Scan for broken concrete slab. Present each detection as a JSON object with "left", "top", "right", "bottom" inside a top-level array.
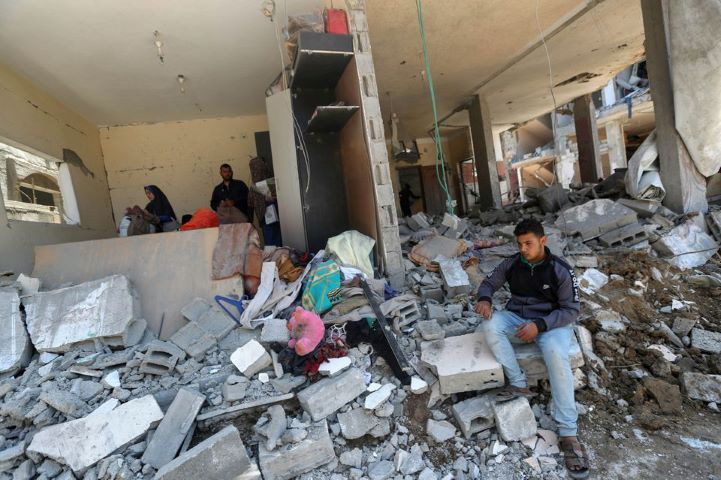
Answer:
[
  {"left": 142, "top": 388, "right": 206, "bottom": 469},
  {"left": 28, "top": 395, "right": 163, "bottom": 472},
  {"left": 690, "top": 328, "right": 721, "bottom": 354},
  {"left": 154, "top": 425, "right": 251, "bottom": 480},
  {"left": 0, "top": 291, "right": 32, "bottom": 374},
  {"left": 169, "top": 321, "right": 217, "bottom": 359},
  {"left": 297, "top": 367, "right": 367, "bottom": 421},
  {"left": 652, "top": 220, "right": 719, "bottom": 269},
  {"left": 492, "top": 397, "right": 537, "bottom": 442},
  {"left": 196, "top": 393, "right": 294, "bottom": 424},
  {"left": 231, "top": 340, "right": 272, "bottom": 378},
  {"left": 23, "top": 275, "right": 146, "bottom": 353},
  {"left": 452, "top": 394, "right": 494, "bottom": 439},
  {"left": 555, "top": 199, "right": 637, "bottom": 241},
  {"left": 416, "top": 320, "right": 445, "bottom": 341},
  {"left": 364, "top": 384, "right": 396, "bottom": 410},
  {"left": 258, "top": 420, "right": 335, "bottom": 480},
  {"left": 682, "top": 372, "right": 721, "bottom": 403},
  {"left": 40, "top": 388, "right": 88, "bottom": 417},
  {"left": 140, "top": 340, "right": 186, "bottom": 376},
  {"left": 318, "top": 356, "right": 352, "bottom": 377},
  {"left": 426, "top": 419, "right": 456, "bottom": 442},
  {"left": 420, "top": 333, "right": 504, "bottom": 395},
  {"left": 337, "top": 407, "right": 380, "bottom": 439},
  {"left": 260, "top": 319, "right": 290, "bottom": 344}
]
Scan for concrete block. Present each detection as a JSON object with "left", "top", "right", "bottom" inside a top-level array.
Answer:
[
  {"left": 28, "top": 395, "right": 163, "bottom": 472},
  {"left": 555, "top": 199, "right": 637, "bottom": 241},
  {"left": 297, "top": 368, "right": 366, "bottom": 421},
  {"left": 0, "top": 291, "right": 32, "bottom": 374},
  {"left": 492, "top": 397, "right": 537, "bottom": 442},
  {"left": 154, "top": 425, "right": 251, "bottom": 480},
  {"left": 196, "top": 307, "right": 236, "bottom": 340},
  {"left": 180, "top": 298, "right": 211, "bottom": 323},
  {"left": 140, "top": 340, "right": 186, "bottom": 375},
  {"left": 170, "top": 322, "right": 217, "bottom": 359},
  {"left": 24, "top": 275, "right": 146, "bottom": 353},
  {"left": 337, "top": 408, "right": 380, "bottom": 439},
  {"left": 392, "top": 300, "right": 421, "bottom": 327},
  {"left": 416, "top": 320, "right": 445, "bottom": 341},
  {"left": 142, "top": 388, "right": 206, "bottom": 469},
  {"left": 439, "top": 260, "right": 472, "bottom": 297},
  {"left": 691, "top": 328, "right": 721, "bottom": 354},
  {"left": 682, "top": 372, "right": 721, "bottom": 403},
  {"left": 516, "top": 334, "right": 584, "bottom": 385},
  {"left": 420, "top": 333, "right": 504, "bottom": 395},
  {"left": 598, "top": 222, "right": 648, "bottom": 248},
  {"left": 452, "top": 395, "right": 494, "bottom": 439},
  {"left": 420, "top": 287, "right": 444, "bottom": 303},
  {"left": 617, "top": 198, "right": 660, "bottom": 218},
  {"left": 258, "top": 420, "right": 335, "bottom": 480},
  {"left": 231, "top": 340, "right": 272, "bottom": 378},
  {"left": 260, "top": 319, "right": 290, "bottom": 344}
]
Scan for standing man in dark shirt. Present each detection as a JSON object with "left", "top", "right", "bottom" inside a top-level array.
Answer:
[{"left": 210, "top": 164, "right": 251, "bottom": 222}]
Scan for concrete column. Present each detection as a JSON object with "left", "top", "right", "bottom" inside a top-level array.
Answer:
[
  {"left": 573, "top": 94, "right": 602, "bottom": 183},
  {"left": 500, "top": 129, "right": 519, "bottom": 201},
  {"left": 468, "top": 95, "right": 502, "bottom": 210},
  {"left": 641, "top": 0, "right": 707, "bottom": 213},
  {"left": 5, "top": 158, "right": 19, "bottom": 201},
  {"left": 604, "top": 120, "right": 627, "bottom": 172}
]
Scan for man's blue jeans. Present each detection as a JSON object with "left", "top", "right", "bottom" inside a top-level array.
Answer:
[{"left": 483, "top": 310, "right": 578, "bottom": 437}]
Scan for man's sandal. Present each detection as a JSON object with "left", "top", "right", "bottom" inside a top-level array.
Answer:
[
  {"left": 560, "top": 437, "right": 590, "bottom": 479},
  {"left": 490, "top": 386, "right": 538, "bottom": 403}
]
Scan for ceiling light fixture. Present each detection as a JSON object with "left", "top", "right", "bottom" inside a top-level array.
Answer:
[
  {"left": 177, "top": 74, "right": 186, "bottom": 94},
  {"left": 153, "top": 30, "right": 164, "bottom": 64}
]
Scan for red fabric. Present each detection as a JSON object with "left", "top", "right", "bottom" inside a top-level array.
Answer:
[
  {"left": 303, "top": 344, "right": 348, "bottom": 376},
  {"left": 180, "top": 208, "right": 220, "bottom": 231},
  {"left": 325, "top": 8, "right": 348, "bottom": 34}
]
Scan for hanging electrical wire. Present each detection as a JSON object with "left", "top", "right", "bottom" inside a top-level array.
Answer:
[{"left": 415, "top": 0, "right": 454, "bottom": 215}]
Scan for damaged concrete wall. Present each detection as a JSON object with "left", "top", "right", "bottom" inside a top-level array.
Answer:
[
  {"left": 100, "top": 115, "right": 268, "bottom": 223},
  {"left": 0, "top": 63, "right": 116, "bottom": 274}
]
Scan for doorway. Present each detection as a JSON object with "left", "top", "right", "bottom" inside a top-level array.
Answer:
[{"left": 397, "top": 167, "right": 425, "bottom": 217}]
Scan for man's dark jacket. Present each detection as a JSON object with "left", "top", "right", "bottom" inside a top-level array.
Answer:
[
  {"left": 477, "top": 247, "right": 580, "bottom": 332},
  {"left": 210, "top": 179, "right": 250, "bottom": 218}
]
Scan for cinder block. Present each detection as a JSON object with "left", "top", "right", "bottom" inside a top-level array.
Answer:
[
  {"left": 170, "top": 322, "right": 217, "bottom": 359},
  {"left": 196, "top": 308, "right": 236, "bottom": 340},
  {"left": 297, "top": 368, "right": 366, "bottom": 421},
  {"left": 140, "top": 340, "right": 187, "bottom": 376},
  {"left": 420, "top": 333, "right": 504, "bottom": 395},
  {"left": 452, "top": 395, "right": 494, "bottom": 439},
  {"left": 598, "top": 222, "right": 648, "bottom": 248}
]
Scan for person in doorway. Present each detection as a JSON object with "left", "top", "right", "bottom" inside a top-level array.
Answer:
[
  {"left": 399, "top": 183, "right": 420, "bottom": 218},
  {"left": 144, "top": 185, "right": 178, "bottom": 231},
  {"left": 210, "top": 163, "right": 251, "bottom": 224},
  {"left": 249, "top": 156, "right": 282, "bottom": 246},
  {"left": 475, "top": 218, "right": 589, "bottom": 479}
]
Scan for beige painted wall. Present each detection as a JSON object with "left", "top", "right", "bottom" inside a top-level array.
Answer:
[
  {"left": 100, "top": 115, "right": 269, "bottom": 223},
  {"left": 0, "top": 62, "right": 116, "bottom": 274}
]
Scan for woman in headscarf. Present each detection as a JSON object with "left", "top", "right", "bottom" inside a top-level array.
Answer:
[
  {"left": 144, "top": 185, "right": 179, "bottom": 232},
  {"left": 249, "top": 156, "right": 282, "bottom": 246}
]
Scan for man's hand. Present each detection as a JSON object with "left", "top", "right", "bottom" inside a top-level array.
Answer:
[
  {"left": 474, "top": 300, "right": 492, "bottom": 320},
  {"left": 515, "top": 322, "right": 539, "bottom": 343}
]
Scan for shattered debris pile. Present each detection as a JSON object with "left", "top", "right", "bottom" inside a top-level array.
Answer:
[{"left": 1, "top": 182, "right": 721, "bottom": 479}]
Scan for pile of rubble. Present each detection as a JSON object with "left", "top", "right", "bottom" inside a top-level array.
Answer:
[{"left": 1, "top": 183, "right": 721, "bottom": 479}]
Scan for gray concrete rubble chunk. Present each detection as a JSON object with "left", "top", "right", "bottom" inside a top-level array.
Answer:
[
  {"left": 493, "top": 397, "right": 537, "bottom": 442},
  {"left": 682, "top": 372, "right": 721, "bottom": 403},
  {"left": 690, "top": 328, "right": 721, "bottom": 354},
  {"left": 400, "top": 444, "right": 425, "bottom": 475},
  {"left": 421, "top": 333, "right": 504, "bottom": 394},
  {"left": 297, "top": 368, "right": 367, "bottom": 421},
  {"left": 142, "top": 388, "right": 206, "bottom": 469},
  {"left": 555, "top": 199, "right": 637, "bottom": 241},
  {"left": 153, "top": 425, "right": 251, "bottom": 480},
  {"left": 339, "top": 448, "right": 363, "bottom": 468},
  {"left": 140, "top": 340, "right": 186, "bottom": 375},
  {"left": 257, "top": 405, "right": 286, "bottom": 450},
  {"left": 23, "top": 275, "right": 146, "bottom": 353},
  {"left": 180, "top": 297, "right": 211, "bottom": 323},
  {"left": 40, "top": 389, "right": 88, "bottom": 417},
  {"left": 169, "top": 321, "right": 217, "bottom": 359},
  {"left": 0, "top": 291, "right": 32, "bottom": 374},
  {"left": 337, "top": 407, "right": 380, "bottom": 439},
  {"left": 0, "top": 443, "right": 25, "bottom": 463},
  {"left": 672, "top": 318, "right": 697, "bottom": 338},
  {"left": 367, "top": 460, "right": 394, "bottom": 480},
  {"left": 426, "top": 419, "right": 456, "bottom": 442},
  {"left": 439, "top": 260, "right": 472, "bottom": 297},
  {"left": 452, "top": 394, "right": 495, "bottom": 439},
  {"left": 258, "top": 420, "right": 335, "bottom": 480},
  {"left": 260, "top": 319, "right": 290, "bottom": 344},
  {"left": 416, "top": 320, "right": 445, "bottom": 341},
  {"left": 28, "top": 395, "right": 163, "bottom": 472},
  {"left": 231, "top": 340, "right": 272, "bottom": 378},
  {"left": 222, "top": 375, "right": 249, "bottom": 402}
]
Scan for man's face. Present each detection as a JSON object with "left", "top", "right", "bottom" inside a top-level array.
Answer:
[
  {"left": 516, "top": 232, "right": 547, "bottom": 263},
  {"left": 220, "top": 167, "right": 233, "bottom": 181}
]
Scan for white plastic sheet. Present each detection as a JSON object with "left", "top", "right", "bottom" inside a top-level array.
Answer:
[{"left": 625, "top": 131, "right": 666, "bottom": 201}]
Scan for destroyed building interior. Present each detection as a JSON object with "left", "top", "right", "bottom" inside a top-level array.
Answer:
[{"left": 2, "top": 0, "right": 721, "bottom": 479}]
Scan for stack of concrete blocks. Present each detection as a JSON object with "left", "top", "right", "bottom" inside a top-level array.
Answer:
[
  {"left": 170, "top": 297, "right": 236, "bottom": 359},
  {"left": 23, "top": 275, "right": 146, "bottom": 353},
  {"left": 0, "top": 290, "right": 32, "bottom": 375},
  {"left": 345, "top": 0, "right": 405, "bottom": 290}
]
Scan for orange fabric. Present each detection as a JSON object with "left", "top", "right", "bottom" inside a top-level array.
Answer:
[{"left": 180, "top": 208, "right": 220, "bottom": 231}]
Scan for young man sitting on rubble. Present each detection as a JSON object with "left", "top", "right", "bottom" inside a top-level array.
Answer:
[{"left": 475, "top": 218, "right": 589, "bottom": 479}]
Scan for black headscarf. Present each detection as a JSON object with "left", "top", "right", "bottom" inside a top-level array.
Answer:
[{"left": 144, "top": 185, "right": 176, "bottom": 221}]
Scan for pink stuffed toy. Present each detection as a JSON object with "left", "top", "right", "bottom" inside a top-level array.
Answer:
[{"left": 287, "top": 307, "right": 325, "bottom": 356}]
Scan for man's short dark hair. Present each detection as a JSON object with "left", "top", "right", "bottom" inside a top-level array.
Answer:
[
  {"left": 220, "top": 163, "right": 232, "bottom": 170},
  {"left": 514, "top": 218, "right": 545, "bottom": 237}
]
